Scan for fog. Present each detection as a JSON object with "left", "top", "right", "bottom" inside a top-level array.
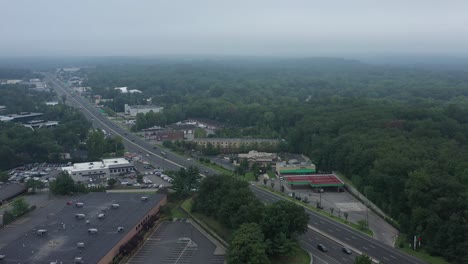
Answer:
[{"left": 1, "top": 0, "right": 467, "bottom": 57}]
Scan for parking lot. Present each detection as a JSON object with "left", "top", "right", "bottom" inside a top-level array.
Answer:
[
  {"left": 127, "top": 220, "right": 225, "bottom": 264},
  {"left": 116, "top": 161, "right": 173, "bottom": 189}
]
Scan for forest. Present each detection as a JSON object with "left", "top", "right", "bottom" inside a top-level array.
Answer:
[
  {"left": 82, "top": 58, "right": 468, "bottom": 262},
  {"left": 0, "top": 82, "right": 92, "bottom": 170}
]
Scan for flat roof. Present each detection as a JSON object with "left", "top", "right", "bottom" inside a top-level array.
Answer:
[
  {"left": 102, "top": 158, "right": 130, "bottom": 165},
  {"left": 194, "top": 138, "right": 280, "bottom": 143},
  {"left": 0, "top": 183, "right": 27, "bottom": 202},
  {"left": 0, "top": 193, "right": 165, "bottom": 264},
  {"left": 285, "top": 174, "right": 344, "bottom": 187},
  {"left": 280, "top": 169, "right": 316, "bottom": 174}
]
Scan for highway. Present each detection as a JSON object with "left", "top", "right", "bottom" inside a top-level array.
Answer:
[
  {"left": 45, "top": 73, "right": 217, "bottom": 175},
  {"left": 253, "top": 186, "right": 426, "bottom": 264},
  {"left": 45, "top": 73, "right": 426, "bottom": 264}
]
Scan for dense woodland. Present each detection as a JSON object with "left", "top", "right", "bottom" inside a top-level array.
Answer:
[
  {"left": 82, "top": 59, "right": 468, "bottom": 262},
  {"left": 191, "top": 174, "right": 308, "bottom": 263},
  {"left": 0, "top": 85, "right": 91, "bottom": 170}
]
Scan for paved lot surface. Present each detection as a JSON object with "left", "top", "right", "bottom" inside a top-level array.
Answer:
[
  {"left": 260, "top": 177, "right": 398, "bottom": 246},
  {"left": 127, "top": 220, "right": 225, "bottom": 264}
]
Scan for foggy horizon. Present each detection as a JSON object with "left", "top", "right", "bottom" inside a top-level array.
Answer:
[{"left": 1, "top": 0, "right": 467, "bottom": 57}]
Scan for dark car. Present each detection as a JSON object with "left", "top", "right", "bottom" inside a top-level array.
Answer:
[
  {"left": 342, "top": 247, "right": 352, "bottom": 254},
  {"left": 317, "top": 244, "right": 328, "bottom": 252}
]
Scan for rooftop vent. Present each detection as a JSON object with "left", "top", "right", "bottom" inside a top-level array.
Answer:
[
  {"left": 85, "top": 220, "right": 90, "bottom": 225},
  {"left": 117, "top": 227, "right": 124, "bottom": 232},
  {"left": 74, "top": 257, "right": 84, "bottom": 264},
  {"left": 77, "top": 242, "right": 85, "bottom": 248}
]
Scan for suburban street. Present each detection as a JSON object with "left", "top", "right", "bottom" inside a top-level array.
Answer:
[{"left": 46, "top": 73, "right": 427, "bottom": 264}]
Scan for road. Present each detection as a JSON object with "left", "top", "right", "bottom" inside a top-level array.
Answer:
[
  {"left": 45, "top": 74, "right": 217, "bottom": 175},
  {"left": 253, "top": 186, "right": 426, "bottom": 264},
  {"left": 45, "top": 74, "right": 426, "bottom": 264}
]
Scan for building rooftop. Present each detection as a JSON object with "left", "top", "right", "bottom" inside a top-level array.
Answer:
[
  {"left": 127, "top": 105, "right": 163, "bottom": 110},
  {"left": 0, "top": 183, "right": 27, "bottom": 202},
  {"left": 0, "top": 193, "right": 165, "bottom": 264},
  {"left": 285, "top": 174, "right": 344, "bottom": 187},
  {"left": 194, "top": 138, "right": 280, "bottom": 143},
  {"left": 102, "top": 158, "right": 130, "bottom": 166}
]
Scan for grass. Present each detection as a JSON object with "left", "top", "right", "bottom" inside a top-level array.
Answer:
[
  {"left": 266, "top": 170, "right": 276, "bottom": 179},
  {"left": 243, "top": 172, "right": 256, "bottom": 181},
  {"left": 258, "top": 185, "right": 374, "bottom": 237},
  {"left": 271, "top": 246, "right": 311, "bottom": 264},
  {"left": 170, "top": 200, "right": 188, "bottom": 219},
  {"left": 182, "top": 198, "right": 232, "bottom": 241},
  {"left": 199, "top": 161, "right": 235, "bottom": 175},
  {"left": 396, "top": 234, "right": 450, "bottom": 264}
]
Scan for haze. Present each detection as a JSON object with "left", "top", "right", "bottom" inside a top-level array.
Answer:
[{"left": 1, "top": 0, "right": 467, "bottom": 57}]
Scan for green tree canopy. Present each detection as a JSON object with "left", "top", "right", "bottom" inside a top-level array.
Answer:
[{"left": 228, "top": 223, "right": 269, "bottom": 264}]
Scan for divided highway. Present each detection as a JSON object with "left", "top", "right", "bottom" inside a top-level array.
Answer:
[{"left": 46, "top": 74, "right": 426, "bottom": 264}]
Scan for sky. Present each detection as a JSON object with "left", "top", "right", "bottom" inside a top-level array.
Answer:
[{"left": 0, "top": 0, "right": 467, "bottom": 57}]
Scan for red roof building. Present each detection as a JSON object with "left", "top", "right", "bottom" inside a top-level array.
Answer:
[{"left": 285, "top": 174, "right": 344, "bottom": 188}]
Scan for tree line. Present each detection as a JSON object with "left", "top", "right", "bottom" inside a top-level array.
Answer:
[{"left": 191, "top": 175, "right": 309, "bottom": 263}]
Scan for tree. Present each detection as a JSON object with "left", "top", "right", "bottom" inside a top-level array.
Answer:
[
  {"left": 355, "top": 254, "right": 373, "bottom": 264},
  {"left": 330, "top": 207, "right": 334, "bottom": 215},
  {"left": 357, "top": 219, "right": 368, "bottom": 231},
  {"left": 0, "top": 171, "right": 8, "bottom": 182},
  {"left": 50, "top": 172, "right": 76, "bottom": 195},
  {"left": 11, "top": 197, "right": 29, "bottom": 218},
  {"left": 2, "top": 210, "right": 15, "bottom": 225},
  {"left": 262, "top": 200, "right": 308, "bottom": 255},
  {"left": 344, "top": 212, "right": 349, "bottom": 221},
  {"left": 107, "top": 178, "right": 117, "bottom": 188},
  {"left": 26, "top": 179, "right": 45, "bottom": 193},
  {"left": 136, "top": 174, "right": 143, "bottom": 184},
  {"left": 172, "top": 166, "right": 200, "bottom": 197},
  {"left": 228, "top": 223, "right": 269, "bottom": 264},
  {"left": 86, "top": 130, "right": 106, "bottom": 160}
]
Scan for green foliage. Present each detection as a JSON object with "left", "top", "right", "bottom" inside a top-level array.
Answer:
[
  {"left": 50, "top": 172, "right": 84, "bottom": 195},
  {"left": 228, "top": 223, "right": 270, "bottom": 264},
  {"left": 172, "top": 166, "right": 200, "bottom": 197},
  {"left": 2, "top": 210, "right": 15, "bottom": 225},
  {"left": 355, "top": 254, "right": 373, "bottom": 264},
  {"left": 107, "top": 178, "right": 117, "bottom": 188},
  {"left": 11, "top": 197, "right": 29, "bottom": 218},
  {"left": 193, "top": 175, "right": 308, "bottom": 258},
  {"left": 25, "top": 179, "right": 45, "bottom": 193},
  {"left": 0, "top": 171, "right": 8, "bottom": 182},
  {"left": 86, "top": 130, "right": 125, "bottom": 160}
]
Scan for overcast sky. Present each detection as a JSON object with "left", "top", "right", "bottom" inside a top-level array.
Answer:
[{"left": 0, "top": 0, "right": 467, "bottom": 57}]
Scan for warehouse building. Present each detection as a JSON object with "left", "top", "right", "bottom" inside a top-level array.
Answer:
[
  {"left": 124, "top": 104, "right": 163, "bottom": 117},
  {"left": 0, "top": 193, "right": 167, "bottom": 264}
]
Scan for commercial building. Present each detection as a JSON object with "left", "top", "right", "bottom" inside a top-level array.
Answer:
[
  {"left": 276, "top": 161, "right": 316, "bottom": 176},
  {"left": 124, "top": 104, "right": 164, "bottom": 117},
  {"left": 143, "top": 126, "right": 185, "bottom": 141},
  {"left": 115, "top": 87, "right": 142, "bottom": 94},
  {"left": 23, "top": 120, "right": 59, "bottom": 130},
  {"left": 238, "top": 150, "right": 277, "bottom": 166},
  {"left": 284, "top": 174, "right": 345, "bottom": 190},
  {"left": 194, "top": 138, "right": 281, "bottom": 153},
  {"left": 62, "top": 158, "right": 135, "bottom": 182},
  {"left": 0, "top": 112, "right": 43, "bottom": 123},
  {"left": 0, "top": 192, "right": 167, "bottom": 264}
]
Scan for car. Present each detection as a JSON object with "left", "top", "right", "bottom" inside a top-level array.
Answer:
[
  {"left": 124, "top": 133, "right": 128, "bottom": 135},
  {"left": 342, "top": 247, "right": 352, "bottom": 254},
  {"left": 317, "top": 244, "right": 328, "bottom": 252}
]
